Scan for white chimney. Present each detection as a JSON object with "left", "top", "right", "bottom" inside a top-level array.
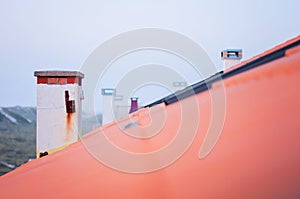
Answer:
[
  {"left": 221, "top": 49, "right": 242, "bottom": 70},
  {"left": 34, "top": 71, "right": 84, "bottom": 158},
  {"left": 101, "top": 88, "right": 116, "bottom": 125}
]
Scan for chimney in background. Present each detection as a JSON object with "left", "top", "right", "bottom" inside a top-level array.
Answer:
[
  {"left": 101, "top": 88, "right": 116, "bottom": 125},
  {"left": 34, "top": 71, "right": 84, "bottom": 158},
  {"left": 129, "top": 97, "right": 138, "bottom": 113},
  {"left": 221, "top": 49, "right": 242, "bottom": 70}
]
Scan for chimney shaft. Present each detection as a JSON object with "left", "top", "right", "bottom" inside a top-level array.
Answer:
[
  {"left": 34, "top": 71, "right": 84, "bottom": 158},
  {"left": 129, "top": 97, "right": 138, "bottom": 113},
  {"left": 101, "top": 88, "right": 116, "bottom": 125}
]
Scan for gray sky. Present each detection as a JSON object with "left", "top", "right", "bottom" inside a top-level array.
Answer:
[{"left": 0, "top": 0, "right": 299, "bottom": 107}]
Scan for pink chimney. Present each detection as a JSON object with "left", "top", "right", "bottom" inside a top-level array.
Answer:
[{"left": 129, "top": 97, "right": 138, "bottom": 113}]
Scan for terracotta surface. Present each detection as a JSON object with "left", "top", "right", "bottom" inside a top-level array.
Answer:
[{"left": 1, "top": 37, "right": 300, "bottom": 198}]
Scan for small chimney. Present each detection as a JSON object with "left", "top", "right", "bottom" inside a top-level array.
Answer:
[
  {"left": 101, "top": 88, "right": 116, "bottom": 125},
  {"left": 221, "top": 49, "right": 242, "bottom": 70},
  {"left": 129, "top": 97, "right": 138, "bottom": 113},
  {"left": 173, "top": 81, "right": 187, "bottom": 91},
  {"left": 34, "top": 71, "right": 84, "bottom": 158}
]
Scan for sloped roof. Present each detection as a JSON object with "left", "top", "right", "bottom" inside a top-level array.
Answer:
[{"left": 0, "top": 36, "right": 300, "bottom": 199}]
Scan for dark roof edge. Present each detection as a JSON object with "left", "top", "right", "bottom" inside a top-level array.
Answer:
[{"left": 141, "top": 38, "right": 300, "bottom": 109}]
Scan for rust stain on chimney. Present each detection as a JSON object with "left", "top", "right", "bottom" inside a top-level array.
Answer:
[
  {"left": 66, "top": 112, "right": 73, "bottom": 134},
  {"left": 65, "top": 90, "right": 76, "bottom": 140},
  {"left": 65, "top": 113, "right": 74, "bottom": 141}
]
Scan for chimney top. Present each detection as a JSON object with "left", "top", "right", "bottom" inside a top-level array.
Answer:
[
  {"left": 34, "top": 71, "right": 84, "bottom": 78},
  {"left": 221, "top": 49, "right": 243, "bottom": 60},
  {"left": 101, "top": 88, "right": 116, "bottom": 96},
  {"left": 221, "top": 49, "right": 243, "bottom": 70}
]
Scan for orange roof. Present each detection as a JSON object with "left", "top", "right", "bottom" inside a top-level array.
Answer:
[
  {"left": 1, "top": 36, "right": 300, "bottom": 198},
  {"left": 225, "top": 35, "right": 300, "bottom": 72}
]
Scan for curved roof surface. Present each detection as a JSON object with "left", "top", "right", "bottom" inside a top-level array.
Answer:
[{"left": 0, "top": 35, "right": 300, "bottom": 199}]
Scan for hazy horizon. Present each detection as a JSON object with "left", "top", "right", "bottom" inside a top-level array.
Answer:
[{"left": 1, "top": 0, "right": 299, "bottom": 108}]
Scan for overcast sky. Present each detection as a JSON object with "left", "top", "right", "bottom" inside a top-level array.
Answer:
[{"left": 0, "top": 0, "right": 299, "bottom": 108}]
